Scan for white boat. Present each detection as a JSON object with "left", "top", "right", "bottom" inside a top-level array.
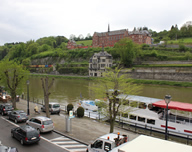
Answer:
[
  {"left": 117, "top": 95, "right": 192, "bottom": 136},
  {"left": 78, "top": 100, "right": 98, "bottom": 111}
]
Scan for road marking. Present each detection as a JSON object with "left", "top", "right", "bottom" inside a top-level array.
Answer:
[
  {"left": 50, "top": 136, "right": 87, "bottom": 152},
  {"left": 1, "top": 116, "right": 87, "bottom": 152}
]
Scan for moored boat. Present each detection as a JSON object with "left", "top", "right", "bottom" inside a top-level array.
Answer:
[
  {"left": 78, "top": 100, "right": 98, "bottom": 111},
  {"left": 117, "top": 95, "right": 192, "bottom": 136}
]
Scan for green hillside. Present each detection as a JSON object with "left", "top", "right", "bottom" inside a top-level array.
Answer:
[
  {"left": 76, "top": 40, "right": 92, "bottom": 46},
  {"left": 167, "top": 38, "right": 192, "bottom": 45}
]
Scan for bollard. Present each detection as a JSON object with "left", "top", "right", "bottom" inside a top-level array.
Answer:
[{"left": 66, "top": 116, "right": 71, "bottom": 132}]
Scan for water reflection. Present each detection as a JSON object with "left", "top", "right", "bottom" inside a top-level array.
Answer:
[{"left": 24, "top": 77, "right": 192, "bottom": 106}]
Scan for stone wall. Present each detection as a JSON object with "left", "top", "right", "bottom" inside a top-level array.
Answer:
[{"left": 120, "top": 67, "right": 192, "bottom": 82}]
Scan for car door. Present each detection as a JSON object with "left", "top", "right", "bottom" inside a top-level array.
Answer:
[
  {"left": 27, "top": 118, "right": 36, "bottom": 127},
  {"left": 91, "top": 140, "right": 103, "bottom": 152},
  {"left": 14, "top": 128, "right": 22, "bottom": 140},
  {"left": 12, "top": 111, "right": 17, "bottom": 120}
]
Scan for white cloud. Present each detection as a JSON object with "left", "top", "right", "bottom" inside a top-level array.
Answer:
[{"left": 0, "top": 0, "right": 192, "bottom": 45}]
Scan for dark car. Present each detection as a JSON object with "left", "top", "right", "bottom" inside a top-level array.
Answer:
[
  {"left": 11, "top": 125, "right": 40, "bottom": 145},
  {"left": 8, "top": 110, "right": 28, "bottom": 123},
  {"left": 0, "top": 103, "right": 14, "bottom": 116}
]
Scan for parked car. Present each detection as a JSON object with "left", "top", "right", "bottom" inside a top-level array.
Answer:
[
  {"left": 0, "top": 103, "right": 14, "bottom": 116},
  {"left": 41, "top": 102, "right": 60, "bottom": 114},
  {"left": 11, "top": 125, "right": 40, "bottom": 145},
  {"left": 0, "top": 141, "right": 19, "bottom": 152},
  {"left": 8, "top": 110, "right": 28, "bottom": 123},
  {"left": 26, "top": 116, "right": 54, "bottom": 133}
]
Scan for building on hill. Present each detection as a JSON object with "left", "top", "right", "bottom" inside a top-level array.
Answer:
[
  {"left": 89, "top": 48, "right": 113, "bottom": 77},
  {"left": 67, "top": 40, "right": 80, "bottom": 49},
  {"left": 92, "top": 25, "right": 152, "bottom": 47}
]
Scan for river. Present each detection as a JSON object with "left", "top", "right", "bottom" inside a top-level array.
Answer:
[{"left": 24, "top": 77, "right": 192, "bottom": 106}]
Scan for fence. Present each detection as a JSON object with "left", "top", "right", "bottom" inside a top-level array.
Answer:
[{"left": 21, "top": 95, "right": 192, "bottom": 145}]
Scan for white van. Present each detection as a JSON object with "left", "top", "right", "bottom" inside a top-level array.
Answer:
[{"left": 41, "top": 102, "right": 60, "bottom": 114}]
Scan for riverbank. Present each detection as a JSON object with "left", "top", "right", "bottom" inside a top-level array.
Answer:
[
  {"left": 31, "top": 73, "right": 192, "bottom": 87},
  {"left": 13, "top": 99, "right": 139, "bottom": 144}
]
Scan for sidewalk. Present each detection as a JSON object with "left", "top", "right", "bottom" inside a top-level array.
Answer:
[{"left": 15, "top": 99, "right": 139, "bottom": 144}]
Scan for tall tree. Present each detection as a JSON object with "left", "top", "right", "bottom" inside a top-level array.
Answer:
[
  {"left": 0, "top": 59, "right": 30, "bottom": 109},
  {"left": 91, "top": 67, "right": 142, "bottom": 133},
  {"left": 41, "top": 76, "right": 54, "bottom": 118},
  {"left": 114, "top": 38, "right": 138, "bottom": 67}
]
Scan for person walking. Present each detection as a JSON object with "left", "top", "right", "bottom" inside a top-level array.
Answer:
[{"left": 34, "top": 104, "right": 40, "bottom": 114}]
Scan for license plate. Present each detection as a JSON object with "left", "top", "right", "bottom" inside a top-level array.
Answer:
[{"left": 31, "top": 137, "right": 36, "bottom": 140}]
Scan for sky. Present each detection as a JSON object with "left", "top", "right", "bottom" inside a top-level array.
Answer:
[{"left": 0, "top": 0, "right": 191, "bottom": 45}]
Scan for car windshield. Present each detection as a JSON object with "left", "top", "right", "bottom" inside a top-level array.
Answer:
[
  {"left": 43, "top": 120, "right": 53, "bottom": 125},
  {"left": 53, "top": 104, "right": 60, "bottom": 108},
  {"left": 5, "top": 105, "right": 12, "bottom": 110},
  {"left": 27, "top": 130, "right": 39, "bottom": 138}
]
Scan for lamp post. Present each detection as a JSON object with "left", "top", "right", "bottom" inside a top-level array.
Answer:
[
  {"left": 27, "top": 80, "right": 30, "bottom": 115},
  {"left": 164, "top": 95, "right": 171, "bottom": 140}
]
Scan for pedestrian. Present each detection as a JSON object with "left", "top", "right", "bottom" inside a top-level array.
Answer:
[{"left": 34, "top": 104, "right": 40, "bottom": 114}]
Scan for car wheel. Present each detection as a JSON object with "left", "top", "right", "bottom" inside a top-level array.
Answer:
[
  {"left": 20, "top": 139, "right": 24, "bottom": 145},
  {"left": 11, "top": 132, "right": 14, "bottom": 138},
  {"left": 2, "top": 112, "right": 4, "bottom": 116},
  {"left": 15, "top": 119, "right": 18, "bottom": 123}
]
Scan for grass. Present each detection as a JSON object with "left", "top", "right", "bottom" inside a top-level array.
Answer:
[
  {"left": 167, "top": 38, "right": 192, "bottom": 45},
  {"left": 76, "top": 40, "right": 92, "bottom": 46}
]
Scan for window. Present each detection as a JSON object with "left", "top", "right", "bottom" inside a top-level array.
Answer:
[
  {"left": 147, "top": 119, "right": 155, "bottom": 125},
  {"left": 138, "top": 116, "right": 145, "bottom": 122},
  {"left": 34, "top": 119, "right": 41, "bottom": 124},
  {"left": 104, "top": 142, "right": 111, "bottom": 151},
  {"left": 101, "top": 64, "right": 105, "bottom": 67},
  {"left": 102, "top": 59, "right": 105, "bottom": 62},
  {"left": 93, "top": 140, "right": 103, "bottom": 149},
  {"left": 129, "top": 115, "right": 136, "bottom": 120}
]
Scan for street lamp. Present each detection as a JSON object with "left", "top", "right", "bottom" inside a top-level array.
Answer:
[
  {"left": 164, "top": 95, "right": 171, "bottom": 140},
  {"left": 27, "top": 80, "right": 30, "bottom": 115}
]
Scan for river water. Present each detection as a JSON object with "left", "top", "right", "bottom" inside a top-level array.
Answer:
[{"left": 24, "top": 77, "right": 192, "bottom": 106}]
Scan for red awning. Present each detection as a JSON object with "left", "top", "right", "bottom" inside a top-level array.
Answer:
[{"left": 152, "top": 100, "right": 192, "bottom": 112}]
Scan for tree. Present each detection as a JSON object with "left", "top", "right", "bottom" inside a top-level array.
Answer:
[
  {"left": 41, "top": 76, "right": 54, "bottom": 118},
  {"left": 90, "top": 67, "right": 141, "bottom": 133},
  {"left": 114, "top": 38, "right": 138, "bottom": 67},
  {"left": 0, "top": 59, "right": 30, "bottom": 109}
]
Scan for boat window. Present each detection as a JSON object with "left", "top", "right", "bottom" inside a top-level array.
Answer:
[
  {"left": 147, "top": 119, "right": 155, "bottom": 125},
  {"left": 122, "top": 100, "right": 129, "bottom": 106},
  {"left": 139, "top": 102, "right": 147, "bottom": 109},
  {"left": 138, "top": 116, "right": 145, "bottom": 122},
  {"left": 130, "top": 101, "right": 138, "bottom": 108},
  {"left": 122, "top": 113, "right": 128, "bottom": 118},
  {"left": 129, "top": 114, "right": 136, "bottom": 120}
]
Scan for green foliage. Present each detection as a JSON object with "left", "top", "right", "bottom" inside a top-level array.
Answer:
[
  {"left": 0, "top": 59, "right": 30, "bottom": 108},
  {"left": 185, "top": 51, "right": 192, "bottom": 60},
  {"left": 67, "top": 103, "right": 74, "bottom": 114},
  {"left": 22, "top": 58, "right": 31, "bottom": 66},
  {"left": 76, "top": 106, "right": 84, "bottom": 118},
  {"left": 58, "top": 67, "right": 88, "bottom": 75},
  {"left": 90, "top": 67, "right": 142, "bottom": 133},
  {"left": 114, "top": 38, "right": 138, "bottom": 67}
]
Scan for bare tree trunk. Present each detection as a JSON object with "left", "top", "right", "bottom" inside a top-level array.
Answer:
[{"left": 41, "top": 76, "right": 54, "bottom": 118}]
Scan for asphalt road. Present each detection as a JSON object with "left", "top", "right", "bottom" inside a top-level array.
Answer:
[{"left": 0, "top": 116, "right": 68, "bottom": 152}]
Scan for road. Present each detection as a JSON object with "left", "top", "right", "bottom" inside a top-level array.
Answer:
[{"left": 0, "top": 115, "right": 87, "bottom": 152}]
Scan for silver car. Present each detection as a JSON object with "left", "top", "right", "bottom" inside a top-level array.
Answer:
[
  {"left": 8, "top": 110, "right": 28, "bottom": 123},
  {"left": 26, "top": 116, "right": 54, "bottom": 133},
  {"left": 41, "top": 102, "right": 60, "bottom": 114}
]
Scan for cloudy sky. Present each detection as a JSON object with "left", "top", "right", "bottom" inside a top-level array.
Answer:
[{"left": 0, "top": 0, "right": 191, "bottom": 45}]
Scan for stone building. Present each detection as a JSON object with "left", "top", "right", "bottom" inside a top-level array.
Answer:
[
  {"left": 89, "top": 48, "right": 113, "bottom": 77},
  {"left": 92, "top": 25, "right": 152, "bottom": 47}
]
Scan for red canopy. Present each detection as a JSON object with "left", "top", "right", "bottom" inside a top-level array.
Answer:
[{"left": 152, "top": 100, "right": 192, "bottom": 112}]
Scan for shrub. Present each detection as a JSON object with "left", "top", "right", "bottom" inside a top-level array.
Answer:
[
  {"left": 77, "top": 106, "right": 84, "bottom": 118},
  {"left": 67, "top": 103, "right": 73, "bottom": 114}
]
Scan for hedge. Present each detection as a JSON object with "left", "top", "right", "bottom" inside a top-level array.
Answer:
[{"left": 58, "top": 67, "right": 88, "bottom": 75}]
